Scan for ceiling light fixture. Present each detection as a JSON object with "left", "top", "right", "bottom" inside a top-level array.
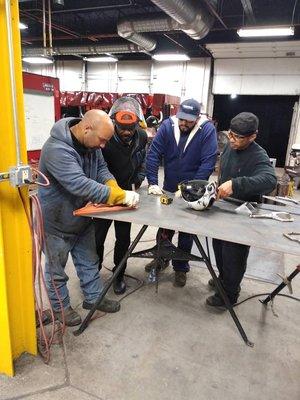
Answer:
[
  {"left": 237, "top": 26, "right": 294, "bottom": 38},
  {"left": 152, "top": 53, "right": 190, "bottom": 61},
  {"left": 22, "top": 56, "right": 54, "bottom": 65},
  {"left": 19, "top": 22, "right": 28, "bottom": 30},
  {"left": 84, "top": 56, "right": 118, "bottom": 62},
  {"left": 230, "top": 94, "right": 237, "bottom": 99}
]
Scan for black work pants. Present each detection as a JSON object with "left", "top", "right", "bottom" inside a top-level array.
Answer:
[
  {"left": 212, "top": 238, "right": 250, "bottom": 302},
  {"left": 94, "top": 219, "right": 131, "bottom": 277}
]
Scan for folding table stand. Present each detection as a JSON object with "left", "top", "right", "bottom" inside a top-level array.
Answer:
[
  {"left": 73, "top": 188, "right": 300, "bottom": 347},
  {"left": 74, "top": 225, "right": 254, "bottom": 347}
]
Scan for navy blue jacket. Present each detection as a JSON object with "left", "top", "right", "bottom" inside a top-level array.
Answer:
[{"left": 146, "top": 116, "right": 217, "bottom": 192}]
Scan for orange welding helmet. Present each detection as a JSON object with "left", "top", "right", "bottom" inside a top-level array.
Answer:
[{"left": 115, "top": 110, "right": 138, "bottom": 130}]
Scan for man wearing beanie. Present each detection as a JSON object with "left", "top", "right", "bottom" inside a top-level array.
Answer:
[{"left": 206, "top": 112, "right": 277, "bottom": 308}]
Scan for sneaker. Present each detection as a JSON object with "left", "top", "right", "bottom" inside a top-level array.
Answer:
[
  {"left": 174, "top": 271, "right": 187, "bottom": 287},
  {"left": 206, "top": 292, "right": 237, "bottom": 310},
  {"left": 54, "top": 306, "right": 82, "bottom": 327},
  {"left": 82, "top": 297, "right": 120, "bottom": 313},
  {"left": 145, "top": 258, "right": 169, "bottom": 273}
]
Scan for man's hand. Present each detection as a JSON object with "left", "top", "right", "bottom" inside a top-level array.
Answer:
[
  {"left": 123, "top": 191, "right": 140, "bottom": 207},
  {"left": 148, "top": 184, "right": 163, "bottom": 195},
  {"left": 217, "top": 180, "right": 233, "bottom": 199}
]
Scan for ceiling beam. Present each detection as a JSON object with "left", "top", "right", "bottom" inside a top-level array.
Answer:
[{"left": 240, "top": 0, "right": 256, "bottom": 24}]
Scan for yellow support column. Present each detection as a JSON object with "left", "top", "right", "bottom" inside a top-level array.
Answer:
[{"left": 0, "top": 0, "right": 36, "bottom": 376}]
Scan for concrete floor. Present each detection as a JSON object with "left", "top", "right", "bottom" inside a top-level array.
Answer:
[{"left": 1, "top": 174, "right": 300, "bottom": 400}]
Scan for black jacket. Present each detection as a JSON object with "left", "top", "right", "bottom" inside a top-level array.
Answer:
[
  {"left": 102, "top": 127, "right": 148, "bottom": 190},
  {"left": 220, "top": 142, "right": 277, "bottom": 202}
]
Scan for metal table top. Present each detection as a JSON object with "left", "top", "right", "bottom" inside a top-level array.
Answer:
[{"left": 83, "top": 188, "right": 300, "bottom": 256}]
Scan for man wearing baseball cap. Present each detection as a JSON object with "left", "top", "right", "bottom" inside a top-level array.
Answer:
[
  {"left": 207, "top": 112, "right": 277, "bottom": 308},
  {"left": 146, "top": 98, "right": 217, "bottom": 287}
]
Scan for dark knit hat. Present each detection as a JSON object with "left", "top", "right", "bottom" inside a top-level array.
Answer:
[{"left": 230, "top": 112, "right": 259, "bottom": 136}]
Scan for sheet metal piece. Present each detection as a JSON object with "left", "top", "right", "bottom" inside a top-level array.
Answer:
[{"left": 80, "top": 188, "right": 300, "bottom": 256}]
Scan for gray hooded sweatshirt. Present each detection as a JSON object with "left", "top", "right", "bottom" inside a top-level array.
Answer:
[{"left": 38, "top": 118, "right": 114, "bottom": 236}]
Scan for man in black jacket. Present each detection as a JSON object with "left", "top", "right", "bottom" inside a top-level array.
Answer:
[
  {"left": 206, "top": 112, "right": 277, "bottom": 308},
  {"left": 94, "top": 97, "right": 147, "bottom": 294}
]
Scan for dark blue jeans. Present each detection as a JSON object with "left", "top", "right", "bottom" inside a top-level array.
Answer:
[
  {"left": 156, "top": 228, "right": 193, "bottom": 273},
  {"left": 44, "top": 224, "right": 103, "bottom": 311}
]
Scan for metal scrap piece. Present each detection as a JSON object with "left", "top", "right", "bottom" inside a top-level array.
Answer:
[
  {"left": 283, "top": 232, "right": 300, "bottom": 243},
  {"left": 250, "top": 212, "right": 294, "bottom": 222}
]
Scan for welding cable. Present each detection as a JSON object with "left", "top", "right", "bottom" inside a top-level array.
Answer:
[
  {"left": 19, "top": 188, "right": 66, "bottom": 362},
  {"left": 31, "top": 194, "right": 66, "bottom": 337},
  {"left": 18, "top": 189, "right": 52, "bottom": 362},
  {"left": 233, "top": 292, "right": 300, "bottom": 307},
  {"left": 30, "top": 194, "right": 56, "bottom": 361},
  {"left": 32, "top": 168, "right": 50, "bottom": 187}
]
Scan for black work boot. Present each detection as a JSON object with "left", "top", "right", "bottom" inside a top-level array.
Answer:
[
  {"left": 174, "top": 271, "right": 187, "bottom": 287},
  {"left": 113, "top": 275, "right": 126, "bottom": 295},
  {"left": 54, "top": 306, "right": 82, "bottom": 326},
  {"left": 208, "top": 278, "right": 241, "bottom": 294},
  {"left": 206, "top": 292, "right": 238, "bottom": 310},
  {"left": 145, "top": 258, "right": 169, "bottom": 272},
  {"left": 112, "top": 267, "right": 126, "bottom": 295},
  {"left": 82, "top": 297, "right": 120, "bottom": 313}
]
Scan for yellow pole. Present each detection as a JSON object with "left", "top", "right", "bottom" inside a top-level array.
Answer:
[{"left": 0, "top": 0, "right": 36, "bottom": 376}]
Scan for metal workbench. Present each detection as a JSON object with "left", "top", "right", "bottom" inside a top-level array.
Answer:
[{"left": 74, "top": 188, "right": 300, "bottom": 345}]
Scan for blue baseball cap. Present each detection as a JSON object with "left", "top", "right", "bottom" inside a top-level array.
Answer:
[{"left": 176, "top": 99, "right": 201, "bottom": 121}]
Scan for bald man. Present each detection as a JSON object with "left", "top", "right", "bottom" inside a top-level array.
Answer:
[{"left": 38, "top": 110, "right": 139, "bottom": 326}]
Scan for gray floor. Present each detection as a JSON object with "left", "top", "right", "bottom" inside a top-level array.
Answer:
[{"left": 1, "top": 175, "right": 300, "bottom": 400}]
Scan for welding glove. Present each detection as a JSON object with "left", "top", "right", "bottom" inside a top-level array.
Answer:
[
  {"left": 123, "top": 191, "right": 140, "bottom": 207},
  {"left": 175, "top": 188, "right": 182, "bottom": 198},
  {"left": 148, "top": 184, "right": 163, "bottom": 195},
  {"left": 106, "top": 179, "right": 126, "bottom": 205}
]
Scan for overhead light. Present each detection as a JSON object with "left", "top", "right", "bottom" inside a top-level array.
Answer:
[
  {"left": 237, "top": 26, "right": 294, "bottom": 38},
  {"left": 84, "top": 56, "right": 118, "bottom": 62},
  {"left": 230, "top": 94, "right": 237, "bottom": 99},
  {"left": 22, "top": 56, "right": 54, "bottom": 65},
  {"left": 19, "top": 22, "right": 28, "bottom": 30},
  {"left": 152, "top": 53, "right": 190, "bottom": 61}
]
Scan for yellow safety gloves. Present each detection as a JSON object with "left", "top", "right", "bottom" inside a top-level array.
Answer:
[{"left": 105, "top": 179, "right": 126, "bottom": 205}]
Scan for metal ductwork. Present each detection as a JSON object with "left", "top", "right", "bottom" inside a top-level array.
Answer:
[
  {"left": 150, "top": 0, "right": 214, "bottom": 40},
  {"left": 22, "top": 43, "right": 143, "bottom": 57},
  {"left": 21, "top": 0, "right": 214, "bottom": 57},
  {"left": 117, "top": 20, "right": 157, "bottom": 52}
]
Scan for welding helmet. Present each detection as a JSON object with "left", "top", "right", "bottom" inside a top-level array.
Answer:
[
  {"left": 109, "top": 96, "right": 146, "bottom": 130},
  {"left": 146, "top": 115, "right": 159, "bottom": 128},
  {"left": 180, "top": 180, "right": 217, "bottom": 211}
]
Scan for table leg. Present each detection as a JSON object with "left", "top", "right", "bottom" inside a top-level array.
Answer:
[
  {"left": 193, "top": 235, "right": 254, "bottom": 347},
  {"left": 73, "top": 224, "right": 149, "bottom": 336}
]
